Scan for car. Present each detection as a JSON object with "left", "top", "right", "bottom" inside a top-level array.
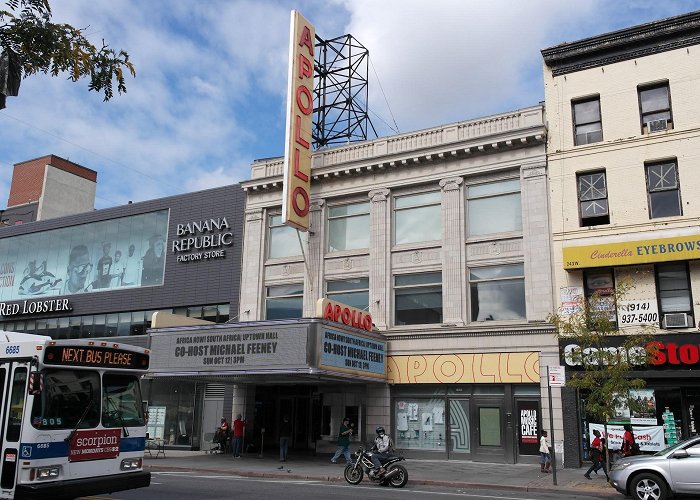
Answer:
[{"left": 608, "top": 435, "right": 700, "bottom": 500}]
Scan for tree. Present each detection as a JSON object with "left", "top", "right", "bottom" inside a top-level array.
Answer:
[
  {"left": 0, "top": 0, "right": 135, "bottom": 109},
  {"left": 548, "top": 281, "right": 656, "bottom": 469}
]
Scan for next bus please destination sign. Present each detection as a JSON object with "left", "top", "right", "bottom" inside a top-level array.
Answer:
[{"left": 43, "top": 345, "right": 149, "bottom": 370}]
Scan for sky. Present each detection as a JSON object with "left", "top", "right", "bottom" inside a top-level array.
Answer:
[{"left": 2, "top": 0, "right": 700, "bottom": 210}]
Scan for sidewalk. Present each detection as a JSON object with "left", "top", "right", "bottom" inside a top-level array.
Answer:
[{"left": 144, "top": 449, "right": 619, "bottom": 498}]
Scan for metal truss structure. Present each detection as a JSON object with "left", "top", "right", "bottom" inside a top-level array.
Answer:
[{"left": 313, "top": 34, "right": 377, "bottom": 149}]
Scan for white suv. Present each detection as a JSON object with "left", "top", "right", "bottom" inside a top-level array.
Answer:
[{"left": 609, "top": 435, "right": 700, "bottom": 500}]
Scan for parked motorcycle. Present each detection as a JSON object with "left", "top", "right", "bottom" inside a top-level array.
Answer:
[{"left": 343, "top": 445, "right": 408, "bottom": 488}]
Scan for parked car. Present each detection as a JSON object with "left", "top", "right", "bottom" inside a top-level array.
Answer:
[{"left": 609, "top": 435, "right": 700, "bottom": 500}]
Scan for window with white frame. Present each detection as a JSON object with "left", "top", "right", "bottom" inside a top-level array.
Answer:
[
  {"left": 394, "top": 272, "right": 442, "bottom": 325},
  {"left": 268, "top": 214, "right": 303, "bottom": 259},
  {"left": 265, "top": 284, "right": 303, "bottom": 319},
  {"left": 469, "top": 264, "right": 525, "bottom": 321},
  {"left": 646, "top": 161, "right": 681, "bottom": 218},
  {"left": 639, "top": 82, "right": 672, "bottom": 133},
  {"left": 577, "top": 171, "right": 609, "bottom": 226},
  {"left": 656, "top": 262, "right": 692, "bottom": 318},
  {"left": 394, "top": 191, "right": 441, "bottom": 245},
  {"left": 328, "top": 202, "right": 369, "bottom": 252},
  {"left": 467, "top": 179, "right": 521, "bottom": 237},
  {"left": 326, "top": 278, "right": 369, "bottom": 311},
  {"left": 572, "top": 96, "right": 602, "bottom": 145}
]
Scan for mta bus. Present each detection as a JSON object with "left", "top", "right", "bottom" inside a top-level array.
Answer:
[{"left": 0, "top": 331, "right": 151, "bottom": 499}]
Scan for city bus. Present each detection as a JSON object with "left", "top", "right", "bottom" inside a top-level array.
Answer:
[{"left": 0, "top": 331, "right": 151, "bottom": 499}]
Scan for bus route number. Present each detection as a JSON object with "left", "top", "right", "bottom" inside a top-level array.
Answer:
[{"left": 5, "top": 345, "right": 19, "bottom": 355}]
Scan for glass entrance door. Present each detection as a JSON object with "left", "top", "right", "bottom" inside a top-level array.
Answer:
[
  {"left": 448, "top": 399, "right": 470, "bottom": 457},
  {"left": 472, "top": 399, "right": 506, "bottom": 462}
]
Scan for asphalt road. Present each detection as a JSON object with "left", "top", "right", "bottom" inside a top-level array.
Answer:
[{"left": 79, "top": 471, "right": 613, "bottom": 500}]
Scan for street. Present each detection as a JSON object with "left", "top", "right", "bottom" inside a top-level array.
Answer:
[{"left": 80, "top": 471, "right": 613, "bottom": 500}]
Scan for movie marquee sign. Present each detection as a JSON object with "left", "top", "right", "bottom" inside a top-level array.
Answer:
[{"left": 171, "top": 217, "right": 234, "bottom": 263}]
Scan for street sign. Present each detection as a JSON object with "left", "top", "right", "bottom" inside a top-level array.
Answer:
[{"left": 548, "top": 365, "right": 565, "bottom": 387}]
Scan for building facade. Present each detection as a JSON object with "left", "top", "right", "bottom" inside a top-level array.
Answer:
[
  {"left": 239, "top": 105, "right": 561, "bottom": 463},
  {"left": 542, "top": 11, "right": 700, "bottom": 466}
]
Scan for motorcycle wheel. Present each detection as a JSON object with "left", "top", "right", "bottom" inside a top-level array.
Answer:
[
  {"left": 344, "top": 464, "right": 363, "bottom": 485},
  {"left": 387, "top": 464, "right": 408, "bottom": 488}
]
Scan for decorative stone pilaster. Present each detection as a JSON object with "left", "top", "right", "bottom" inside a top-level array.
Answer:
[
  {"left": 368, "top": 188, "right": 390, "bottom": 329},
  {"left": 239, "top": 209, "right": 264, "bottom": 320},
  {"left": 303, "top": 200, "right": 325, "bottom": 317},
  {"left": 439, "top": 177, "right": 466, "bottom": 325}
]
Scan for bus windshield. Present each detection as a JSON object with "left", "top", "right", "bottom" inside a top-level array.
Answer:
[
  {"left": 31, "top": 369, "right": 100, "bottom": 429},
  {"left": 102, "top": 374, "right": 145, "bottom": 427}
]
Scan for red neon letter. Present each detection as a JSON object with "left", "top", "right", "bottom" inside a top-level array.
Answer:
[
  {"left": 296, "top": 85, "right": 313, "bottom": 115},
  {"left": 298, "top": 26, "right": 314, "bottom": 56},
  {"left": 292, "top": 186, "right": 309, "bottom": 217},
  {"left": 298, "top": 53, "right": 312, "bottom": 79},
  {"left": 294, "top": 116, "right": 310, "bottom": 150}
]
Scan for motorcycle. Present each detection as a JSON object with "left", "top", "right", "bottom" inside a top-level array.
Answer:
[{"left": 343, "top": 445, "right": 408, "bottom": 488}]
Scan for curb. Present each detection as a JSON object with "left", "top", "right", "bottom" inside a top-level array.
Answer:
[{"left": 146, "top": 463, "right": 619, "bottom": 498}]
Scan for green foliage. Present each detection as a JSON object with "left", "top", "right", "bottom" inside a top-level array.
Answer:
[
  {"left": 0, "top": 0, "right": 135, "bottom": 105},
  {"left": 548, "top": 280, "right": 656, "bottom": 424}
]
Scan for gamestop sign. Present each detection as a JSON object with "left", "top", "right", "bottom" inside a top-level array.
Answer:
[
  {"left": 282, "top": 10, "right": 315, "bottom": 232},
  {"left": 68, "top": 429, "right": 121, "bottom": 462}
]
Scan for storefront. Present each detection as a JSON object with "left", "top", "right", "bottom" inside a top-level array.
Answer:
[
  {"left": 560, "top": 333, "right": 700, "bottom": 461},
  {"left": 388, "top": 350, "right": 542, "bottom": 463}
]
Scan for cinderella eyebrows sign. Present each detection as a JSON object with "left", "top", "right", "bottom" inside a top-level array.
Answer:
[{"left": 562, "top": 234, "right": 700, "bottom": 269}]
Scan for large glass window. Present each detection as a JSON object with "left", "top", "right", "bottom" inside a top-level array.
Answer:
[
  {"left": 395, "top": 272, "right": 442, "bottom": 325},
  {"left": 639, "top": 82, "right": 672, "bottom": 133},
  {"left": 467, "top": 179, "right": 521, "bottom": 237},
  {"left": 103, "top": 374, "right": 145, "bottom": 428},
  {"left": 268, "top": 214, "right": 303, "bottom": 259},
  {"left": 328, "top": 202, "right": 369, "bottom": 252},
  {"left": 573, "top": 97, "right": 602, "bottom": 145},
  {"left": 31, "top": 369, "right": 100, "bottom": 430},
  {"left": 395, "top": 398, "right": 446, "bottom": 450},
  {"left": 646, "top": 161, "right": 681, "bottom": 218},
  {"left": 656, "top": 262, "right": 692, "bottom": 322},
  {"left": 469, "top": 264, "right": 525, "bottom": 321},
  {"left": 266, "top": 284, "right": 304, "bottom": 319},
  {"left": 326, "top": 278, "right": 369, "bottom": 311},
  {"left": 578, "top": 171, "right": 609, "bottom": 226},
  {"left": 583, "top": 268, "right": 616, "bottom": 325},
  {"left": 0, "top": 210, "right": 168, "bottom": 302},
  {"left": 394, "top": 192, "right": 441, "bottom": 245}
]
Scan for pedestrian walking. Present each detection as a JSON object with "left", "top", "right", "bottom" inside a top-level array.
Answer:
[
  {"left": 232, "top": 414, "right": 246, "bottom": 458},
  {"left": 330, "top": 417, "right": 353, "bottom": 464},
  {"left": 584, "top": 429, "right": 608, "bottom": 479},
  {"left": 539, "top": 430, "right": 551, "bottom": 473},
  {"left": 279, "top": 415, "right": 292, "bottom": 462}
]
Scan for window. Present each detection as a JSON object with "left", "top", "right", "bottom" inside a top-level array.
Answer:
[
  {"left": 394, "top": 398, "right": 446, "bottom": 451},
  {"left": 578, "top": 171, "right": 609, "bottom": 226},
  {"left": 328, "top": 202, "right": 369, "bottom": 252},
  {"left": 469, "top": 264, "right": 525, "bottom": 321},
  {"left": 573, "top": 97, "right": 602, "bottom": 145},
  {"left": 394, "top": 192, "right": 441, "bottom": 245},
  {"left": 467, "top": 179, "right": 522, "bottom": 237},
  {"left": 639, "top": 82, "right": 672, "bottom": 133},
  {"left": 583, "top": 268, "right": 616, "bottom": 325},
  {"left": 7, "top": 368, "right": 27, "bottom": 441},
  {"left": 103, "top": 374, "right": 145, "bottom": 427},
  {"left": 266, "top": 284, "right": 304, "bottom": 319},
  {"left": 646, "top": 161, "right": 681, "bottom": 218},
  {"left": 326, "top": 278, "right": 369, "bottom": 311},
  {"left": 656, "top": 262, "right": 692, "bottom": 315},
  {"left": 31, "top": 369, "right": 100, "bottom": 430},
  {"left": 394, "top": 272, "right": 442, "bottom": 325},
  {"left": 268, "top": 214, "right": 303, "bottom": 259}
]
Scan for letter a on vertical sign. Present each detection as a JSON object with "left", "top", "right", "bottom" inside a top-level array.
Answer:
[{"left": 282, "top": 10, "right": 315, "bottom": 232}]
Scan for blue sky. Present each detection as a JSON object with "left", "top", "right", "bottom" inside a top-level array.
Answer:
[{"left": 2, "top": 0, "right": 700, "bottom": 210}]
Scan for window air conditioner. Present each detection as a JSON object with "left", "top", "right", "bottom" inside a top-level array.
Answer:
[
  {"left": 663, "top": 312, "right": 689, "bottom": 328},
  {"left": 647, "top": 118, "right": 668, "bottom": 133}
]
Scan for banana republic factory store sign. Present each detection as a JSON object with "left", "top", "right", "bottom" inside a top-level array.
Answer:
[{"left": 148, "top": 319, "right": 387, "bottom": 382}]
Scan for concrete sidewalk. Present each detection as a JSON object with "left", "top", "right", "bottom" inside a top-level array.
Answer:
[{"left": 144, "top": 449, "right": 619, "bottom": 498}]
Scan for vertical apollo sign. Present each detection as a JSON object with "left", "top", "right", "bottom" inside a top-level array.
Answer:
[{"left": 282, "top": 10, "right": 315, "bottom": 232}]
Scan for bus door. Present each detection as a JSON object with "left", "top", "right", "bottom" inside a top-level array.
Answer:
[{"left": 0, "top": 362, "right": 28, "bottom": 497}]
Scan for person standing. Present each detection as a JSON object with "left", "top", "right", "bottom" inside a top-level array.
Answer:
[
  {"left": 232, "top": 414, "right": 246, "bottom": 458},
  {"left": 279, "top": 415, "right": 292, "bottom": 462},
  {"left": 330, "top": 417, "right": 353, "bottom": 464},
  {"left": 539, "top": 430, "right": 551, "bottom": 473},
  {"left": 584, "top": 429, "right": 607, "bottom": 479},
  {"left": 621, "top": 424, "right": 636, "bottom": 457}
]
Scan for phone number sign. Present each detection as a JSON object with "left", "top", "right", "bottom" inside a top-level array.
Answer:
[{"left": 617, "top": 300, "right": 659, "bottom": 326}]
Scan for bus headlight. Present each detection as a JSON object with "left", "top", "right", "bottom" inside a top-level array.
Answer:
[
  {"left": 36, "top": 466, "right": 61, "bottom": 480},
  {"left": 120, "top": 458, "right": 142, "bottom": 470}
]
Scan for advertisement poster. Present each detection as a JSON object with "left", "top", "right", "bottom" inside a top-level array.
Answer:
[
  {"left": 589, "top": 423, "right": 665, "bottom": 452},
  {"left": 517, "top": 400, "right": 540, "bottom": 455},
  {"left": 68, "top": 429, "right": 121, "bottom": 462},
  {"left": 613, "top": 389, "right": 658, "bottom": 425}
]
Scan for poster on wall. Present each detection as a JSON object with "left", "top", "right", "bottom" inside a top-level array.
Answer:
[
  {"left": 0, "top": 210, "right": 169, "bottom": 303},
  {"left": 517, "top": 400, "right": 540, "bottom": 455},
  {"left": 612, "top": 389, "right": 658, "bottom": 425}
]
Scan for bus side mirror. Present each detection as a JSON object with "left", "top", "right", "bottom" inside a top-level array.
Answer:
[{"left": 28, "top": 372, "right": 42, "bottom": 395}]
